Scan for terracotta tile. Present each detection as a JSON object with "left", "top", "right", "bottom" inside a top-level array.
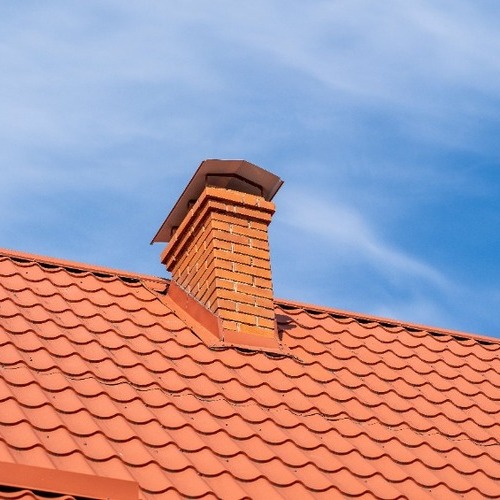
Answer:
[
  {"left": 407, "top": 442, "right": 448, "bottom": 469},
  {"left": 120, "top": 363, "right": 159, "bottom": 389},
  {"left": 434, "top": 466, "right": 486, "bottom": 495},
  {"left": 452, "top": 448, "right": 500, "bottom": 478},
  {"left": 88, "top": 413, "right": 134, "bottom": 443},
  {"left": 213, "top": 452, "right": 261, "bottom": 482},
  {"left": 460, "top": 363, "right": 491, "bottom": 384},
  {"left": 0, "top": 297, "right": 23, "bottom": 318},
  {"left": 470, "top": 391, "right": 499, "bottom": 413},
  {"left": 329, "top": 467, "right": 370, "bottom": 496},
  {"left": 128, "top": 461, "right": 172, "bottom": 495},
  {"left": 0, "top": 342, "right": 25, "bottom": 367},
  {"left": 264, "top": 439, "right": 309, "bottom": 467},
  {"left": 169, "top": 392, "right": 205, "bottom": 414},
  {"left": 207, "top": 414, "right": 252, "bottom": 440},
  {"left": 362, "top": 473, "right": 407, "bottom": 500},
  {"left": 1, "top": 314, "right": 38, "bottom": 335},
  {"left": 199, "top": 472, "right": 246, "bottom": 499},
  {"left": 25, "top": 404, "right": 68, "bottom": 433},
  {"left": 149, "top": 402, "right": 186, "bottom": 430},
  {"left": 85, "top": 455, "right": 138, "bottom": 484},
  {"left": 385, "top": 426, "right": 426, "bottom": 448},
  {"left": 1, "top": 272, "right": 30, "bottom": 292},
  {"left": 238, "top": 401, "right": 275, "bottom": 426},
  {"left": 0, "top": 442, "right": 16, "bottom": 465},
  {"left": 292, "top": 462, "right": 337, "bottom": 492},
  {"left": 2, "top": 252, "right": 500, "bottom": 499},
  {"left": 0, "top": 377, "right": 15, "bottom": 403},
  {"left": 1, "top": 421, "right": 42, "bottom": 449},
  {"left": 199, "top": 429, "right": 242, "bottom": 458}
]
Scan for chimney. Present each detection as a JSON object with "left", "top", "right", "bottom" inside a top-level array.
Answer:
[{"left": 152, "top": 160, "right": 283, "bottom": 342}]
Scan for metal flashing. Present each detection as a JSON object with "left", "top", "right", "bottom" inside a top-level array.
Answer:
[
  {"left": 0, "top": 462, "right": 139, "bottom": 500},
  {"left": 152, "top": 159, "right": 283, "bottom": 243}
]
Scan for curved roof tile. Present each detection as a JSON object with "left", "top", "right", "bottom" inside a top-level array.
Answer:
[{"left": 0, "top": 249, "right": 499, "bottom": 499}]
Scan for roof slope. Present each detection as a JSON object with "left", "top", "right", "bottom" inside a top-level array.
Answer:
[{"left": 0, "top": 249, "right": 499, "bottom": 499}]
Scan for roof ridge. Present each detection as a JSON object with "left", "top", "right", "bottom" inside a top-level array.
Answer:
[
  {"left": 276, "top": 297, "right": 500, "bottom": 345},
  {"left": 0, "top": 247, "right": 167, "bottom": 284}
]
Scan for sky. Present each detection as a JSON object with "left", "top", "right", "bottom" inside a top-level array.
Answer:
[{"left": 1, "top": 1, "right": 500, "bottom": 337}]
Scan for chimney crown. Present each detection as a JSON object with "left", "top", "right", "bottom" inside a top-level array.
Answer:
[{"left": 152, "top": 159, "right": 283, "bottom": 244}]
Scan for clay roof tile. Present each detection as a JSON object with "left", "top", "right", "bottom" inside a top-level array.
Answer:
[{"left": 0, "top": 249, "right": 499, "bottom": 498}]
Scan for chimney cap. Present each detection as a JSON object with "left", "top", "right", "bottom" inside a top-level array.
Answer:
[{"left": 152, "top": 159, "right": 283, "bottom": 243}]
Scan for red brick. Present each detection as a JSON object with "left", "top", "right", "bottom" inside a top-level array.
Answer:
[
  {"left": 216, "top": 299, "right": 238, "bottom": 312},
  {"left": 213, "top": 248, "right": 252, "bottom": 266},
  {"left": 253, "top": 276, "right": 273, "bottom": 290},
  {"left": 230, "top": 225, "right": 268, "bottom": 241},
  {"left": 215, "top": 268, "right": 254, "bottom": 286},
  {"left": 249, "top": 238, "right": 269, "bottom": 251},
  {"left": 234, "top": 263, "right": 272, "bottom": 279},
  {"left": 254, "top": 296, "right": 275, "bottom": 309},
  {"left": 231, "top": 243, "right": 270, "bottom": 261},
  {"left": 235, "top": 283, "right": 273, "bottom": 299},
  {"left": 205, "top": 186, "right": 275, "bottom": 212},
  {"left": 234, "top": 302, "right": 276, "bottom": 320},
  {"left": 248, "top": 220, "right": 269, "bottom": 232},
  {"left": 212, "top": 239, "right": 233, "bottom": 252},
  {"left": 211, "top": 211, "right": 251, "bottom": 228},
  {"left": 215, "top": 289, "right": 263, "bottom": 306},
  {"left": 237, "top": 322, "right": 275, "bottom": 338},
  {"left": 210, "top": 219, "right": 232, "bottom": 232},
  {"left": 221, "top": 320, "right": 239, "bottom": 332},
  {"left": 214, "top": 258, "right": 233, "bottom": 272},
  {"left": 175, "top": 233, "right": 215, "bottom": 278},
  {"left": 213, "top": 229, "right": 251, "bottom": 246},
  {"left": 250, "top": 256, "right": 270, "bottom": 269},
  {"left": 218, "top": 309, "right": 258, "bottom": 326},
  {"left": 231, "top": 205, "right": 274, "bottom": 223},
  {"left": 181, "top": 261, "right": 216, "bottom": 297},
  {"left": 255, "top": 316, "right": 276, "bottom": 330}
]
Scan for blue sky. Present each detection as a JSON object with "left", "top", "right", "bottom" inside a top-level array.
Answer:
[{"left": 1, "top": 1, "right": 499, "bottom": 337}]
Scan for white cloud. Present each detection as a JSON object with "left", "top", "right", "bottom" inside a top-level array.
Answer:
[{"left": 280, "top": 187, "right": 452, "bottom": 290}]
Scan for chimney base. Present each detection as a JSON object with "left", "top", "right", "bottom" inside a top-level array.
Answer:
[{"left": 165, "top": 280, "right": 283, "bottom": 352}]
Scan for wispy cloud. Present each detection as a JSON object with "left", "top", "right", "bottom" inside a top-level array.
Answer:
[{"left": 281, "top": 188, "right": 451, "bottom": 290}]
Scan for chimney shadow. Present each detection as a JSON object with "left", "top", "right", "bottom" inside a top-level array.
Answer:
[{"left": 276, "top": 313, "right": 296, "bottom": 342}]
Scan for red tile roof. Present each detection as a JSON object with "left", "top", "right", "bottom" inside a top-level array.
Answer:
[{"left": 1, "top": 248, "right": 499, "bottom": 499}]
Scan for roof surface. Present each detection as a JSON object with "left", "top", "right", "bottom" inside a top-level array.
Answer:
[{"left": 0, "top": 248, "right": 499, "bottom": 499}]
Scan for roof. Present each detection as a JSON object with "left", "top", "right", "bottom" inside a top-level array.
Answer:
[{"left": 1, "top": 247, "right": 499, "bottom": 499}]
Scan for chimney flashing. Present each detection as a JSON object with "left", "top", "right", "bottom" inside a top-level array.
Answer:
[
  {"left": 165, "top": 280, "right": 287, "bottom": 354},
  {"left": 152, "top": 159, "right": 283, "bottom": 244}
]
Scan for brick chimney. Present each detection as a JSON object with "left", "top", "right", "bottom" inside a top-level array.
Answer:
[{"left": 152, "top": 160, "right": 283, "bottom": 342}]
